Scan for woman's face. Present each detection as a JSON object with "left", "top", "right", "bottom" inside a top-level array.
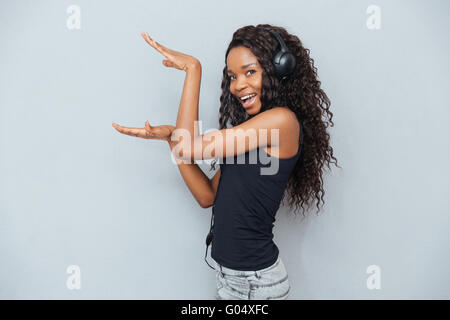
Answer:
[{"left": 226, "top": 46, "right": 263, "bottom": 115}]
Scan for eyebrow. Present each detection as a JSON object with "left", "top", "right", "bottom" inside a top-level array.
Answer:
[{"left": 226, "top": 63, "right": 257, "bottom": 73}]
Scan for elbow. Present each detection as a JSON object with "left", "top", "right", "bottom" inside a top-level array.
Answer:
[
  {"left": 199, "top": 195, "right": 214, "bottom": 209},
  {"left": 199, "top": 199, "right": 213, "bottom": 209}
]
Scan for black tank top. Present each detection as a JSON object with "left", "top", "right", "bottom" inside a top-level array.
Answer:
[{"left": 211, "top": 142, "right": 302, "bottom": 271}]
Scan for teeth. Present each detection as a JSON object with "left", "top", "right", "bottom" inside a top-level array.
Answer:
[{"left": 240, "top": 93, "right": 256, "bottom": 101}]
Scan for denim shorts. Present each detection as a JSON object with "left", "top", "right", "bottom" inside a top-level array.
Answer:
[{"left": 213, "top": 256, "right": 291, "bottom": 300}]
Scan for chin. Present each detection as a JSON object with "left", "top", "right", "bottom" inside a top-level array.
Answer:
[{"left": 244, "top": 104, "right": 262, "bottom": 115}]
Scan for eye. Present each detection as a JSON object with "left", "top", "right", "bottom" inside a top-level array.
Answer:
[{"left": 228, "top": 70, "right": 256, "bottom": 81}]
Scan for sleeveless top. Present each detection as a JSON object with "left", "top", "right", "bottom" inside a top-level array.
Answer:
[{"left": 211, "top": 141, "right": 302, "bottom": 271}]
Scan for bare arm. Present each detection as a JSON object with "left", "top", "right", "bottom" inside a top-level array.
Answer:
[
  {"left": 167, "top": 139, "right": 218, "bottom": 208},
  {"left": 170, "top": 58, "right": 297, "bottom": 161},
  {"left": 168, "top": 58, "right": 298, "bottom": 162},
  {"left": 113, "top": 33, "right": 221, "bottom": 209}
]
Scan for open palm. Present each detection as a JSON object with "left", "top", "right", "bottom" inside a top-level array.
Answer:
[
  {"left": 112, "top": 121, "right": 175, "bottom": 141},
  {"left": 112, "top": 33, "right": 198, "bottom": 142},
  {"left": 141, "top": 32, "right": 199, "bottom": 71}
]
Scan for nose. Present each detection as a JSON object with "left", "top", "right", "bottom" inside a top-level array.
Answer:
[{"left": 235, "top": 75, "right": 248, "bottom": 92}]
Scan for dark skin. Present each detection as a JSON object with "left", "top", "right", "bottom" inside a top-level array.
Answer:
[
  {"left": 226, "top": 45, "right": 299, "bottom": 158},
  {"left": 112, "top": 32, "right": 299, "bottom": 208}
]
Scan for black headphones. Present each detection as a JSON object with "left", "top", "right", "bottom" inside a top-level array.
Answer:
[
  {"left": 263, "top": 27, "right": 303, "bottom": 148},
  {"left": 262, "top": 27, "right": 296, "bottom": 81}
]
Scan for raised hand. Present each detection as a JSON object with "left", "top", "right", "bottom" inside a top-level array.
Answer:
[
  {"left": 112, "top": 121, "right": 175, "bottom": 141},
  {"left": 141, "top": 32, "right": 200, "bottom": 71}
]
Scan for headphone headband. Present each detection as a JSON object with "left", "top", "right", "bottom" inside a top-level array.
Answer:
[{"left": 262, "top": 27, "right": 296, "bottom": 81}]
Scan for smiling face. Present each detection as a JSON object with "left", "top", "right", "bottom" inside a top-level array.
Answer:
[{"left": 226, "top": 46, "right": 263, "bottom": 115}]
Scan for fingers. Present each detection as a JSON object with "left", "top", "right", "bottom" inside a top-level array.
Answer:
[
  {"left": 141, "top": 32, "right": 157, "bottom": 48},
  {"left": 141, "top": 32, "right": 170, "bottom": 58},
  {"left": 153, "top": 41, "right": 172, "bottom": 53},
  {"left": 163, "top": 60, "right": 174, "bottom": 68},
  {"left": 112, "top": 123, "right": 143, "bottom": 138},
  {"left": 141, "top": 31, "right": 153, "bottom": 44},
  {"left": 141, "top": 32, "right": 180, "bottom": 60}
]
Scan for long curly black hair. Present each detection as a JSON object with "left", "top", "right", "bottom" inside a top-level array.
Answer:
[{"left": 210, "top": 24, "right": 340, "bottom": 216}]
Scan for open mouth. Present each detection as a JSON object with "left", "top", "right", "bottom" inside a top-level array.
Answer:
[{"left": 240, "top": 93, "right": 257, "bottom": 108}]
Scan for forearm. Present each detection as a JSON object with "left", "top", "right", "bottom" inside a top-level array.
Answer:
[
  {"left": 167, "top": 139, "right": 214, "bottom": 208},
  {"left": 175, "top": 62, "right": 202, "bottom": 149}
]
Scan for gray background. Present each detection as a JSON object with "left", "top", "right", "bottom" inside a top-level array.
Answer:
[{"left": 1, "top": 0, "right": 449, "bottom": 299}]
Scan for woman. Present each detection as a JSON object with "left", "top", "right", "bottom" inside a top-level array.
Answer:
[{"left": 112, "top": 24, "right": 339, "bottom": 300}]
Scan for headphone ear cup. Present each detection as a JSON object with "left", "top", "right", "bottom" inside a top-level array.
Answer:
[{"left": 273, "top": 52, "right": 297, "bottom": 80}]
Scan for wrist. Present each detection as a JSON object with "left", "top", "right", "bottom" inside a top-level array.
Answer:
[{"left": 186, "top": 59, "right": 201, "bottom": 72}]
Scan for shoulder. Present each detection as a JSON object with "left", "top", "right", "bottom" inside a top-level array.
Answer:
[
  {"left": 234, "top": 106, "right": 299, "bottom": 132},
  {"left": 191, "top": 107, "right": 298, "bottom": 159},
  {"left": 266, "top": 106, "right": 299, "bottom": 131},
  {"left": 271, "top": 106, "right": 297, "bottom": 118}
]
